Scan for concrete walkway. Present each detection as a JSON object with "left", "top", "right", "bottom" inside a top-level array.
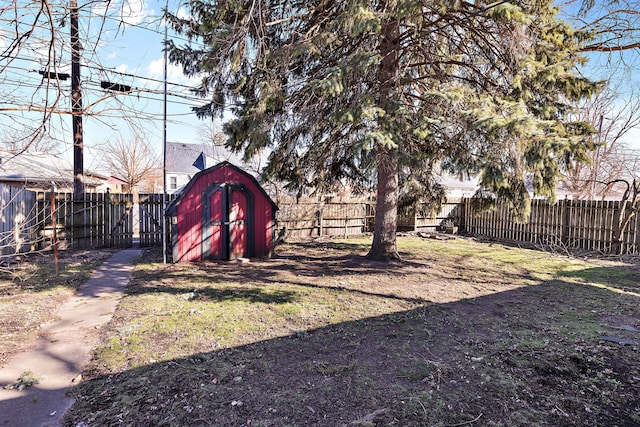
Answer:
[{"left": 0, "top": 249, "right": 142, "bottom": 427}]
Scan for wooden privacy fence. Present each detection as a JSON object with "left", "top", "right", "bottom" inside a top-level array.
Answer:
[
  {"left": 35, "top": 192, "right": 177, "bottom": 250},
  {"left": 37, "top": 192, "right": 135, "bottom": 249},
  {"left": 3, "top": 188, "right": 640, "bottom": 256},
  {"left": 398, "top": 199, "right": 462, "bottom": 232},
  {"left": 460, "top": 198, "right": 640, "bottom": 255},
  {"left": 276, "top": 202, "right": 375, "bottom": 238},
  {"left": 0, "top": 184, "right": 38, "bottom": 255},
  {"left": 138, "top": 193, "right": 174, "bottom": 247}
]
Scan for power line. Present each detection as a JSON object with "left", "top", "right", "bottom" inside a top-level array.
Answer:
[
  {"left": 2, "top": 51, "right": 213, "bottom": 103},
  {"left": 83, "top": 63, "right": 200, "bottom": 91},
  {"left": 0, "top": 69, "right": 208, "bottom": 107},
  {"left": 4, "top": 53, "right": 202, "bottom": 93},
  {"left": 3, "top": 0, "right": 521, "bottom": 132},
  {"left": 82, "top": 80, "right": 208, "bottom": 105}
]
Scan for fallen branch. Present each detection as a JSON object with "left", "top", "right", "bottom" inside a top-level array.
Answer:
[
  {"left": 168, "top": 360, "right": 207, "bottom": 372},
  {"left": 445, "top": 413, "right": 483, "bottom": 427}
]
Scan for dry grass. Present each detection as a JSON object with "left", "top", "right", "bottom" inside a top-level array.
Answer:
[{"left": 12, "top": 237, "right": 639, "bottom": 427}]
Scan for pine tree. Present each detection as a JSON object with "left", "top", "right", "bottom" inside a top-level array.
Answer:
[{"left": 168, "top": 0, "right": 600, "bottom": 260}]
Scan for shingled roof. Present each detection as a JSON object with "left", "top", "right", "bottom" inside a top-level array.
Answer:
[
  {"left": 166, "top": 141, "right": 247, "bottom": 174},
  {"left": 0, "top": 151, "right": 107, "bottom": 190}
]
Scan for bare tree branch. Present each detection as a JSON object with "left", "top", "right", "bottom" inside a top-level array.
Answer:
[
  {"left": 99, "top": 133, "right": 160, "bottom": 193},
  {"left": 569, "top": 1, "right": 640, "bottom": 54},
  {"left": 562, "top": 85, "right": 640, "bottom": 200}
]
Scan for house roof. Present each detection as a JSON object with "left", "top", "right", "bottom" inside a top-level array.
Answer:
[
  {"left": 435, "top": 173, "right": 479, "bottom": 190},
  {"left": 0, "top": 151, "right": 105, "bottom": 188},
  {"left": 107, "top": 176, "right": 128, "bottom": 185},
  {"left": 0, "top": 152, "right": 71, "bottom": 185},
  {"left": 166, "top": 141, "right": 248, "bottom": 174}
]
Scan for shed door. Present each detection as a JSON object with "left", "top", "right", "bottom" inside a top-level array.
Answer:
[
  {"left": 229, "top": 189, "right": 248, "bottom": 259},
  {"left": 203, "top": 184, "right": 254, "bottom": 260},
  {"left": 203, "top": 187, "right": 224, "bottom": 259}
]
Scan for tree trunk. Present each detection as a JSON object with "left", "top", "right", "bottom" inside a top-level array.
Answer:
[
  {"left": 367, "top": 9, "right": 401, "bottom": 261},
  {"left": 367, "top": 148, "right": 400, "bottom": 260}
]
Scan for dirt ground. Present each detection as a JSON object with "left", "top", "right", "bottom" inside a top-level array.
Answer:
[{"left": 3, "top": 237, "right": 640, "bottom": 426}]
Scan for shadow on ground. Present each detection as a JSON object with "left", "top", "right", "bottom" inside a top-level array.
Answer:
[{"left": 62, "top": 262, "right": 640, "bottom": 427}]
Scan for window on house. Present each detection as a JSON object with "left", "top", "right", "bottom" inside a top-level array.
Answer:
[{"left": 169, "top": 176, "right": 177, "bottom": 190}]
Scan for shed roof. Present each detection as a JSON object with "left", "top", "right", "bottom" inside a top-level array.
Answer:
[{"left": 165, "top": 161, "right": 277, "bottom": 216}]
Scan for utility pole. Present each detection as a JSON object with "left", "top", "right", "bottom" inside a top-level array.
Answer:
[
  {"left": 71, "top": 0, "right": 84, "bottom": 194},
  {"left": 162, "top": 4, "right": 168, "bottom": 263}
]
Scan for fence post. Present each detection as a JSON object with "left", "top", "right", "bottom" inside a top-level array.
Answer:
[
  {"left": 317, "top": 207, "right": 323, "bottom": 236},
  {"left": 344, "top": 208, "right": 348, "bottom": 238},
  {"left": 105, "top": 190, "right": 112, "bottom": 247},
  {"left": 634, "top": 203, "right": 640, "bottom": 254},
  {"left": 458, "top": 198, "right": 466, "bottom": 233},
  {"left": 50, "top": 189, "right": 59, "bottom": 275},
  {"left": 562, "top": 198, "right": 570, "bottom": 246}
]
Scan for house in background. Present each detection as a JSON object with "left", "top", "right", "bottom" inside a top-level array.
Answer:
[
  {"left": 0, "top": 151, "right": 113, "bottom": 192},
  {"left": 436, "top": 173, "right": 479, "bottom": 199},
  {"left": 165, "top": 142, "right": 482, "bottom": 201},
  {"left": 165, "top": 141, "right": 252, "bottom": 194},
  {"left": 95, "top": 176, "right": 129, "bottom": 193}
]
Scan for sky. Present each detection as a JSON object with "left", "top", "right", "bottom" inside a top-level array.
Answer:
[
  {"left": 78, "top": 0, "right": 212, "bottom": 171},
  {"left": 1, "top": 0, "right": 213, "bottom": 173},
  {"left": 92, "top": 0, "right": 640, "bottom": 163},
  {"left": 559, "top": 0, "right": 640, "bottom": 150},
  {"left": 1, "top": 0, "right": 639, "bottom": 175}
]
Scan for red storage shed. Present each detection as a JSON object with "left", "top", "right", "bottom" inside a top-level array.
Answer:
[{"left": 165, "top": 161, "right": 278, "bottom": 262}]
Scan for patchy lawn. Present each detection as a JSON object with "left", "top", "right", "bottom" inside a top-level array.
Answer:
[
  {"left": 58, "top": 236, "right": 640, "bottom": 426},
  {"left": 0, "top": 249, "right": 116, "bottom": 367}
]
